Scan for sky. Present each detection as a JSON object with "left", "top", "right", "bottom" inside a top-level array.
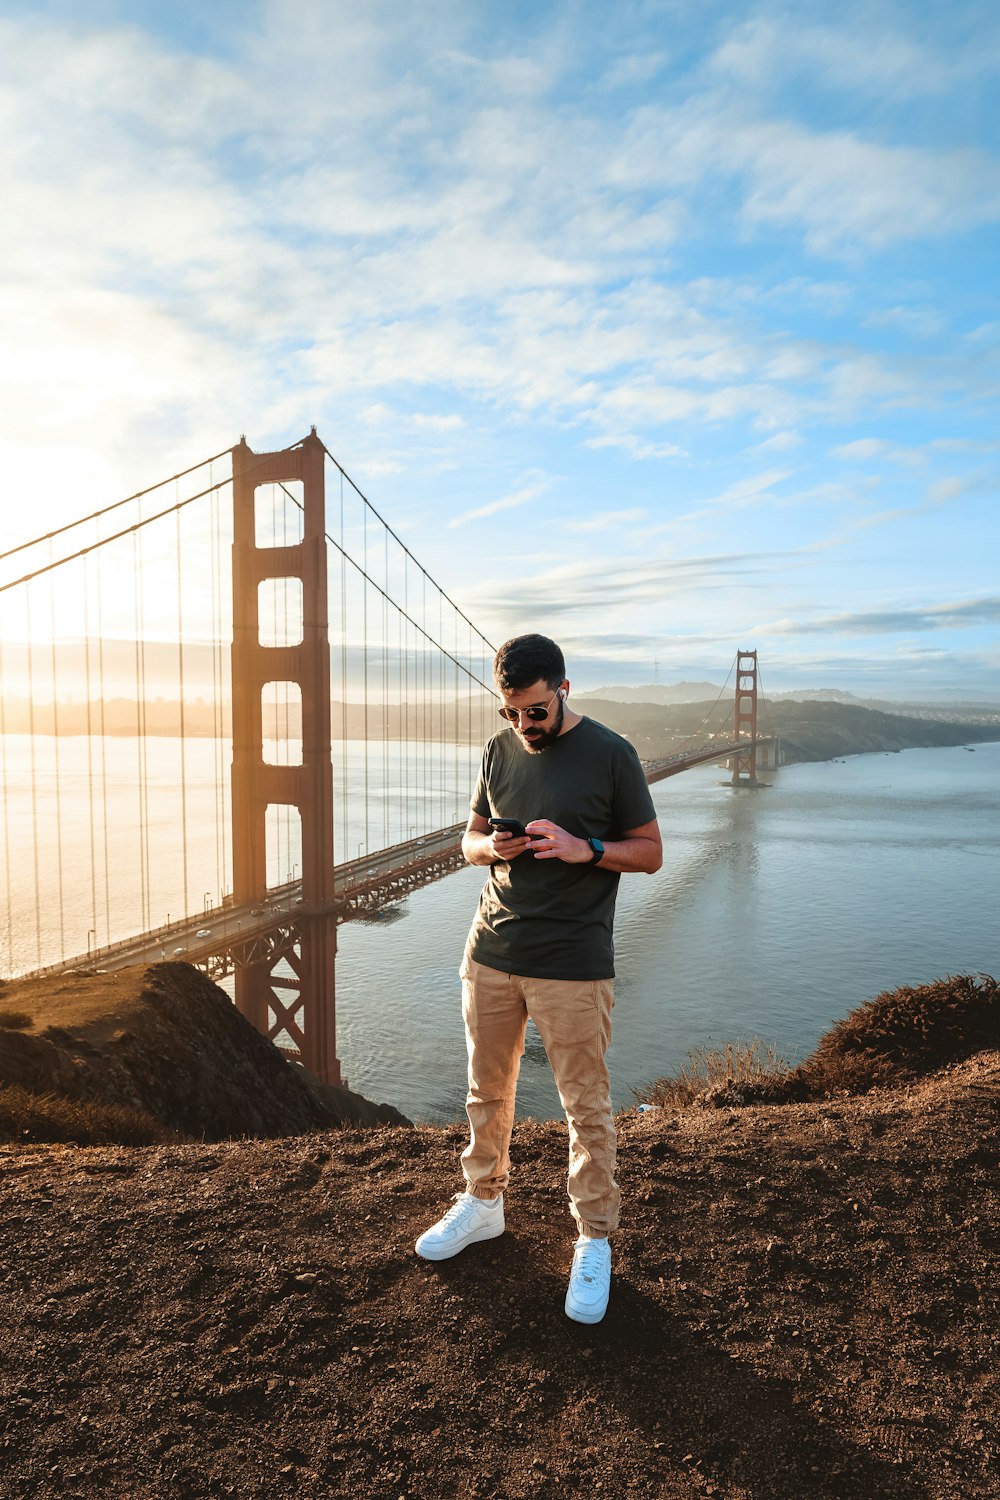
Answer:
[{"left": 1, "top": 0, "right": 998, "bottom": 699}]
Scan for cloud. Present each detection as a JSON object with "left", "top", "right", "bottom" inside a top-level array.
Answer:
[
  {"left": 760, "top": 596, "right": 1000, "bottom": 637},
  {"left": 448, "top": 480, "right": 550, "bottom": 527},
  {"left": 736, "top": 122, "right": 1000, "bottom": 253},
  {"left": 584, "top": 434, "right": 687, "bottom": 460},
  {"left": 832, "top": 439, "right": 892, "bottom": 461},
  {"left": 466, "top": 545, "right": 814, "bottom": 633},
  {"left": 0, "top": 0, "right": 995, "bottom": 717},
  {"left": 864, "top": 305, "right": 946, "bottom": 339},
  {"left": 566, "top": 508, "right": 647, "bottom": 532},
  {"left": 748, "top": 430, "right": 801, "bottom": 453},
  {"left": 411, "top": 413, "right": 465, "bottom": 431},
  {"left": 831, "top": 438, "right": 925, "bottom": 467},
  {"left": 602, "top": 51, "right": 669, "bottom": 89},
  {"left": 706, "top": 468, "right": 792, "bottom": 507}
]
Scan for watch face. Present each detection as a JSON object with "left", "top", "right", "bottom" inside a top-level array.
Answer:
[{"left": 588, "top": 837, "right": 604, "bottom": 862}]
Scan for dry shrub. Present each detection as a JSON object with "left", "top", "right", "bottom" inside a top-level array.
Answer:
[
  {"left": 637, "top": 1038, "right": 795, "bottom": 1109},
  {"left": 0, "top": 1009, "right": 33, "bottom": 1031},
  {"left": 0, "top": 1084, "right": 173, "bottom": 1146},
  {"left": 799, "top": 972, "right": 1000, "bottom": 1097},
  {"left": 637, "top": 973, "right": 1000, "bottom": 1110}
]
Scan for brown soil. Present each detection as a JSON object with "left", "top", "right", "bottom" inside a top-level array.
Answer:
[
  {"left": 1, "top": 1051, "right": 997, "bottom": 1499},
  {"left": 0, "top": 964, "right": 407, "bottom": 1140}
]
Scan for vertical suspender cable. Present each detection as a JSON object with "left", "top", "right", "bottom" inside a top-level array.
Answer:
[
  {"left": 466, "top": 620, "right": 472, "bottom": 789},
  {"left": 403, "top": 554, "right": 410, "bottom": 836},
  {"left": 25, "top": 589, "right": 41, "bottom": 967},
  {"left": 421, "top": 571, "right": 428, "bottom": 828},
  {"left": 209, "top": 463, "right": 227, "bottom": 901},
  {"left": 340, "top": 469, "right": 348, "bottom": 868},
  {"left": 47, "top": 545, "right": 67, "bottom": 957},
  {"left": 398, "top": 558, "right": 404, "bottom": 841},
  {"left": 132, "top": 526, "right": 150, "bottom": 932},
  {"left": 283, "top": 486, "right": 290, "bottom": 874},
  {"left": 176, "top": 500, "right": 190, "bottom": 919},
  {"left": 0, "top": 612, "right": 13, "bottom": 974},
  {"left": 83, "top": 553, "right": 99, "bottom": 951},
  {"left": 382, "top": 530, "right": 388, "bottom": 848},
  {"left": 96, "top": 522, "right": 111, "bottom": 945},
  {"left": 284, "top": 487, "right": 291, "bottom": 881},
  {"left": 362, "top": 503, "right": 369, "bottom": 857}
]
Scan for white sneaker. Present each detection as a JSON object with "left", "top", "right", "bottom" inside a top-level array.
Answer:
[
  {"left": 565, "top": 1235, "right": 611, "bottom": 1324},
  {"left": 414, "top": 1192, "right": 505, "bottom": 1261}
]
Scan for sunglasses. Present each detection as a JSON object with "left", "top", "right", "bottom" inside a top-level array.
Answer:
[{"left": 497, "top": 690, "right": 560, "bottom": 723}]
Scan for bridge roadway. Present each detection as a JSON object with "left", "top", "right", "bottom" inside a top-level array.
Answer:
[
  {"left": 643, "top": 735, "right": 774, "bottom": 783},
  {"left": 36, "top": 824, "right": 468, "bottom": 983},
  {"left": 31, "top": 736, "right": 772, "bottom": 982}
]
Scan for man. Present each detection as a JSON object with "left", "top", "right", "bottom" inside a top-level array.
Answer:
[{"left": 415, "top": 633, "right": 662, "bottom": 1325}]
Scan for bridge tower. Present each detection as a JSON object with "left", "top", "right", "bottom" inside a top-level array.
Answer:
[
  {"left": 731, "top": 649, "right": 759, "bottom": 788},
  {"left": 231, "top": 430, "right": 340, "bottom": 1084}
]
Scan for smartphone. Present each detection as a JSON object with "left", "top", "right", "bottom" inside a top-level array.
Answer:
[{"left": 488, "top": 816, "right": 528, "bottom": 838}]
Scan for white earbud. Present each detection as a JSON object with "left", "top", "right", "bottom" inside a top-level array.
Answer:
[{"left": 558, "top": 689, "right": 567, "bottom": 700}]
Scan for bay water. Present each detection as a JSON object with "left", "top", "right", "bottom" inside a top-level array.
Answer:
[
  {"left": 3, "top": 731, "right": 997, "bottom": 1124},
  {"left": 335, "top": 741, "right": 1000, "bottom": 1122}
]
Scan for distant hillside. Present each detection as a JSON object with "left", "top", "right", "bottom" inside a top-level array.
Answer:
[
  {"left": 577, "top": 682, "right": 1000, "bottom": 723},
  {"left": 576, "top": 682, "right": 723, "bottom": 705},
  {"left": 578, "top": 696, "right": 1000, "bottom": 766}
]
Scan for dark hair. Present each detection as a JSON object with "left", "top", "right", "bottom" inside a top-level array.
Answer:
[{"left": 493, "top": 633, "right": 565, "bottom": 693}]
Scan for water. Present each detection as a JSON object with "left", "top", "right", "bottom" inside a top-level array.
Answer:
[
  {"left": 3, "top": 734, "right": 997, "bottom": 1123},
  {"left": 334, "top": 742, "right": 1000, "bottom": 1122},
  {"left": 0, "top": 736, "right": 480, "bottom": 972}
]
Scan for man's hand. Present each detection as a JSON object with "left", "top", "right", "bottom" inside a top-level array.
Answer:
[
  {"left": 526, "top": 817, "right": 663, "bottom": 874},
  {"left": 524, "top": 820, "right": 591, "bottom": 862},
  {"left": 463, "top": 812, "right": 662, "bottom": 873},
  {"left": 462, "top": 812, "right": 535, "bottom": 866},
  {"left": 488, "top": 828, "right": 535, "bottom": 862}
]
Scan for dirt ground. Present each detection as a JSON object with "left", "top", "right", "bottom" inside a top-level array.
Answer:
[{"left": 1, "top": 1051, "right": 997, "bottom": 1499}]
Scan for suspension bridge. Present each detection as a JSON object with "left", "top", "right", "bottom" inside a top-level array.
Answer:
[{"left": 0, "top": 430, "right": 775, "bottom": 1085}]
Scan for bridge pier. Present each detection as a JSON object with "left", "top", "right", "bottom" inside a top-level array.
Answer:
[
  {"left": 731, "top": 649, "right": 759, "bottom": 788},
  {"left": 231, "top": 431, "right": 341, "bottom": 1085}
]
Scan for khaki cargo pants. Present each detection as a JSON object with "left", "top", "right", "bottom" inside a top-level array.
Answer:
[{"left": 459, "top": 955, "right": 620, "bottom": 1239}]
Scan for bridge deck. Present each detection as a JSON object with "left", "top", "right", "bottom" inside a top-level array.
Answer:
[{"left": 27, "top": 737, "right": 772, "bottom": 982}]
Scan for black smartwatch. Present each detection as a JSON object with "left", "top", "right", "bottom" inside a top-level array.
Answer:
[{"left": 586, "top": 837, "right": 605, "bottom": 865}]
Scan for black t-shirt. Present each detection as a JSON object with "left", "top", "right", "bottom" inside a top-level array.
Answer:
[{"left": 465, "top": 716, "right": 657, "bottom": 980}]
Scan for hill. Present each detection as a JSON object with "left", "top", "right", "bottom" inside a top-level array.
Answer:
[
  {"left": 0, "top": 1051, "right": 997, "bottom": 1497},
  {"left": 0, "top": 963, "right": 407, "bottom": 1143},
  {"left": 1, "top": 967, "right": 999, "bottom": 1496},
  {"left": 577, "top": 696, "right": 999, "bottom": 766}
]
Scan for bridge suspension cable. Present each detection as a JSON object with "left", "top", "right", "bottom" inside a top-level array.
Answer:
[
  {"left": 0, "top": 447, "right": 235, "bottom": 975},
  {"left": 667, "top": 652, "right": 739, "bottom": 757},
  {"left": 0, "top": 447, "right": 233, "bottom": 567}
]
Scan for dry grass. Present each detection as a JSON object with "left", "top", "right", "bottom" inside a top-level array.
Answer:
[
  {"left": 799, "top": 971, "right": 1000, "bottom": 1096},
  {"left": 636, "top": 1038, "right": 794, "bottom": 1108},
  {"left": 0, "top": 1009, "right": 33, "bottom": 1031},
  {"left": 639, "top": 973, "right": 1000, "bottom": 1110},
  {"left": 0, "top": 1084, "right": 174, "bottom": 1146}
]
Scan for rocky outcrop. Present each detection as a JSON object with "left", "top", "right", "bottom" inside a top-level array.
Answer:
[{"left": 0, "top": 963, "right": 409, "bottom": 1141}]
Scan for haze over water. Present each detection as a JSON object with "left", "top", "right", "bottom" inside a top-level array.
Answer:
[
  {"left": 4, "top": 734, "right": 997, "bottom": 1125},
  {"left": 334, "top": 741, "right": 1000, "bottom": 1123}
]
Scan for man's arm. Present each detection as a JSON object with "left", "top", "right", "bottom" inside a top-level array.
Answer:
[
  {"left": 526, "top": 817, "right": 662, "bottom": 874},
  {"left": 462, "top": 810, "right": 535, "bottom": 867}
]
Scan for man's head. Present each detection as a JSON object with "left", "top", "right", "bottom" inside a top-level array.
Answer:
[
  {"left": 493, "top": 633, "right": 565, "bottom": 695},
  {"left": 493, "top": 633, "right": 570, "bottom": 752}
]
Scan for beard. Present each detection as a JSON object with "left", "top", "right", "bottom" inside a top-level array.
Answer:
[{"left": 518, "top": 696, "right": 564, "bottom": 753}]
